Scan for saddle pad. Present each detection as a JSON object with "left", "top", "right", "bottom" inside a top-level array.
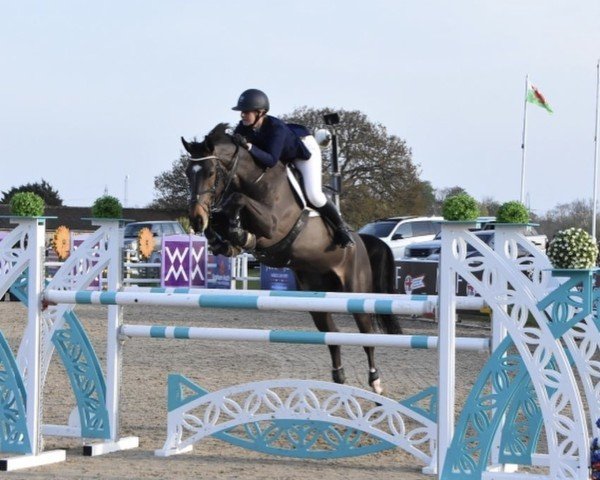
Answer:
[{"left": 285, "top": 167, "right": 319, "bottom": 217}]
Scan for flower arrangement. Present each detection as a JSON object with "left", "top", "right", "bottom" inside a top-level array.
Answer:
[
  {"left": 547, "top": 227, "right": 598, "bottom": 269},
  {"left": 91, "top": 195, "right": 123, "bottom": 218},
  {"left": 496, "top": 200, "right": 529, "bottom": 224},
  {"left": 9, "top": 192, "right": 45, "bottom": 217},
  {"left": 441, "top": 193, "right": 479, "bottom": 221}
]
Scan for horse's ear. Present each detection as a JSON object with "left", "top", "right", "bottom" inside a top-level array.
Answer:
[{"left": 181, "top": 137, "right": 205, "bottom": 157}]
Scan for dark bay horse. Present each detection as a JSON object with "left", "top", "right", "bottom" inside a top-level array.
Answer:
[{"left": 182, "top": 123, "right": 401, "bottom": 394}]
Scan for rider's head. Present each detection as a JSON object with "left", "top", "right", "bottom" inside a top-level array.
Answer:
[{"left": 232, "top": 89, "right": 269, "bottom": 128}]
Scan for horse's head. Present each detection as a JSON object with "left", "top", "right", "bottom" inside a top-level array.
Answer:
[{"left": 182, "top": 123, "right": 238, "bottom": 233}]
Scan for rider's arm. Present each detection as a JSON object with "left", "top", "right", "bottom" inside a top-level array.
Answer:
[{"left": 246, "top": 124, "right": 287, "bottom": 168}]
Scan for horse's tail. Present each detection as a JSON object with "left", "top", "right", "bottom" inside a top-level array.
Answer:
[{"left": 359, "top": 234, "right": 403, "bottom": 334}]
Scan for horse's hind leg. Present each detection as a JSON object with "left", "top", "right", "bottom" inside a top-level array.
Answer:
[
  {"left": 353, "top": 313, "right": 383, "bottom": 395},
  {"left": 309, "top": 312, "right": 345, "bottom": 384}
]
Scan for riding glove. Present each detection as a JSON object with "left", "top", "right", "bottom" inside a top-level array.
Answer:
[{"left": 232, "top": 133, "right": 250, "bottom": 150}]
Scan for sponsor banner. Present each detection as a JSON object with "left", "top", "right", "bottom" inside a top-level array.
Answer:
[
  {"left": 207, "top": 254, "right": 232, "bottom": 289},
  {"left": 162, "top": 235, "right": 207, "bottom": 288},
  {"left": 396, "top": 260, "right": 437, "bottom": 295},
  {"left": 395, "top": 260, "right": 480, "bottom": 296},
  {"left": 260, "top": 265, "right": 297, "bottom": 291}
]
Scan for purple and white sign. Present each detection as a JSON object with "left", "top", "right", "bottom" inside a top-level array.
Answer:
[{"left": 161, "top": 235, "right": 207, "bottom": 288}]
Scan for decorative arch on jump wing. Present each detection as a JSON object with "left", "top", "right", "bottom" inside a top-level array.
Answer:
[{"left": 156, "top": 375, "right": 436, "bottom": 463}]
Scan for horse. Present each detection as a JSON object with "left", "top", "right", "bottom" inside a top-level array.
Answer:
[{"left": 182, "top": 123, "right": 401, "bottom": 394}]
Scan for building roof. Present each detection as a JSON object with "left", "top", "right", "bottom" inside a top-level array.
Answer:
[{"left": 0, "top": 205, "right": 186, "bottom": 231}]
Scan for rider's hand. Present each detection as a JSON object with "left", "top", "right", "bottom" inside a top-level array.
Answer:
[{"left": 232, "top": 133, "right": 250, "bottom": 150}]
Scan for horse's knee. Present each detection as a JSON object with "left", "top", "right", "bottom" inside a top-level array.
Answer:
[{"left": 332, "top": 367, "right": 346, "bottom": 384}]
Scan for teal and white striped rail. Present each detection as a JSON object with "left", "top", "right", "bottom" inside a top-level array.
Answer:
[
  {"left": 119, "top": 325, "right": 490, "bottom": 352},
  {"left": 44, "top": 289, "right": 484, "bottom": 315},
  {"left": 122, "top": 286, "right": 486, "bottom": 311}
]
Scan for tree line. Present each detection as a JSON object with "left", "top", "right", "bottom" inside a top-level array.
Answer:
[{"left": 1, "top": 107, "right": 597, "bottom": 239}]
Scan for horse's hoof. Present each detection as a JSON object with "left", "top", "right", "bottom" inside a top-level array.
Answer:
[
  {"left": 370, "top": 378, "right": 384, "bottom": 395},
  {"left": 369, "top": 370, "right": 384, "bottom": 395},
  {"left": 332, "top": 367, "right": 346, "bottom": 384}
]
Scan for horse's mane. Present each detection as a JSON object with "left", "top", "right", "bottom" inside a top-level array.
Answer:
[{"left": 205, "top": 123, "right": 233, "bottom": 148}]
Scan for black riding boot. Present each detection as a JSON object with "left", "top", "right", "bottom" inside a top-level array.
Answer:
[{"left": 317, "top": 200, "right": 355, "bottom": 248}]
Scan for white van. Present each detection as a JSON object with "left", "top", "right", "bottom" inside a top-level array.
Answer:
[{"left": 358, "top": 216, "right": 443, "bottom": 260}]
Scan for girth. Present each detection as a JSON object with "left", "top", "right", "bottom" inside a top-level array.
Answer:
[{"left": 251, "top": 209, "right": 310, "bottom": 265}]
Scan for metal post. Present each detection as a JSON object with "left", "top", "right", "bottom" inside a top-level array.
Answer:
[
  {"left": 323, "top": 112, "right": 341, "bottom": 209},
  {"left": 331, "top": 133, "right": 341, "bottom": 209},
  {"left": 26, "top": 218, "right": 45, "bottom": 456},
  {"left": 592, "top": 60, "right": 600, "bottom": 239},
  {"left": 520, "top": 75, "right": 529, "bottom": 204},
  {"left": 436, "top": 222, "right": 458, "bottom": 477},
  {"left": 103, "top": 220, "right": 123, "bottom": 445}
]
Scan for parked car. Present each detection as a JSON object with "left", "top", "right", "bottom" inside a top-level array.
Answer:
[
  {"left": 122, "top": 221, "right": 186, "bottom": 263},
  {"left": 398, "top": 226, "right": 548, "bottom": 295},
  {"left": 357, "top": 216, "right": 443, "bottom": 260},
  {"left": 404, "top": 225, "right": 547, "bottom": 261},
  {"left": 481, "top": 223, "right": 548, "bottom": 251}
]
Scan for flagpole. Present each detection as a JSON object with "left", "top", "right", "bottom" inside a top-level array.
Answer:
[
  {"left": 593, "top": 60, "right": 600, "bottom": 239},
  {"left": 520, "top": 74, "right": 529, "bottom": 203}
]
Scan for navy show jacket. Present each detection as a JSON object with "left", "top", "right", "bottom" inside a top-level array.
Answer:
[{"left": 234, "top": 115, "right": 311, "bottom": 168}]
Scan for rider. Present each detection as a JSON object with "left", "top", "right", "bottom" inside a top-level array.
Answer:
[{"left": 232, "top": 88, "right": 354, "bottom": 248}]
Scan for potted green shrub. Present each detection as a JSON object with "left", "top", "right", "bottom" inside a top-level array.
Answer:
[
  {"left": 91, "top": 195, "right": 123, "bottom": 218},
  {"left": 547, "top": 227, "right": 598, "bottom": 269},
  {"left": 496, "top": 201, "right": 529, "bottom": 224},
  {"left": 441, "top": 193, "right": 479, "bottom": 221},
  {"left": 9, "top": 192, "right": 45, "bottom": 217}
]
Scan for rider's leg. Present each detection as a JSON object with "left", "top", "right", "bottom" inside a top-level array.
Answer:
[{"left": 296, "top": 136, "right": 354, "bottom": 247}]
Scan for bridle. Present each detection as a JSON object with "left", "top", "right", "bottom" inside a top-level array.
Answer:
[{"left": 189, "top": 145, "right": 241, "bottom": 212}]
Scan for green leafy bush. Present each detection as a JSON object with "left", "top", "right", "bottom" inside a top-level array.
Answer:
[
  {"left": 91, "top": 195, "right": 123, "bottom": 218},
  {"left": 547, "top": 227, "right": 598, "bottom": 269},
  {"left": 496, "top": 201, "right": 529, "bottom": 224},
  {"left": 441, "top": 193, "right": 479, "bottom": 221},
  {"left": 9, "top": 192, "right": 45, "bottom": 216}
]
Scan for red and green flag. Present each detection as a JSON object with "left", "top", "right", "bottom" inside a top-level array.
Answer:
[{"left": 526, "top": 81, "right": 553, "bottom": 113}]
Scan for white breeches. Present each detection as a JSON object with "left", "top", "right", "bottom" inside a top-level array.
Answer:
[{"left": 295, "top": 135, "right": 327, "bottom": 208}]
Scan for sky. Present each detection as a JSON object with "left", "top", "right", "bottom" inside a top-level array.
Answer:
[{"left": 1, "top": 1, "right": 599, "bottom": 216}]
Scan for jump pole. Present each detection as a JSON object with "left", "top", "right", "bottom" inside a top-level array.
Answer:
[
  {"left": 120, "top": 325, "right": 490, "bottom": 352},
  {"left": 122, "top": 286, "right": 487, "bottom": 312},
  {"left": 43, "top": 289, "right": 482, "bottom": 316}
]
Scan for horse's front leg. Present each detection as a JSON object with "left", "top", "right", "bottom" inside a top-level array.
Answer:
[
  {"left": 222, "top": 192, "right": 274, "bottom": 248},
  {"left": 204, "top": 226, "right": 242, "bottom": 257},
  {"left": 309, "top": 312, "right": 345, "bottom": 384},
  {"left": 353, "top": 313, "right": 383, "bottom": 395}
]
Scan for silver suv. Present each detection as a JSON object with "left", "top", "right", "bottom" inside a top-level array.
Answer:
[
  {"left": 358, "top": 216, "right": 443, "bottom": 260},
  {"left": 122, "top": 221, "right": 186, "bottom": 262}
]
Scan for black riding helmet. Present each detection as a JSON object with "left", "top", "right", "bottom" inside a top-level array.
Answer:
[{"left": 232, "top": 89, "right": 270, "bottom": 112}]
